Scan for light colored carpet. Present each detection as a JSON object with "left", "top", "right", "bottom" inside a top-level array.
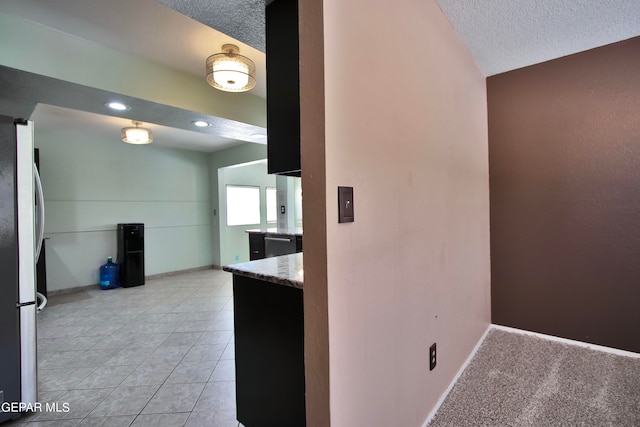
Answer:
[{"left": 428, "top": 328, "right": 640, "bottom": 426}]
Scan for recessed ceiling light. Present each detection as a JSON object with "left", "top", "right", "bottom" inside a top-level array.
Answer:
[
  {"left": 105, "top": 101, "right": 131, "bottom": 111},
  {"left": 192, "top": 120, "right": 211, "bottom": 128},
  {"left": 251, "top": 133, "right": 267, "bottom": 139}
]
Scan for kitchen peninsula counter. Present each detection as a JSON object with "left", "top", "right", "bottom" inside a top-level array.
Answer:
[
  {"left": 223, "top": 253, "right": 305, "bottom": 426},
  {"left": 222, "top": 252, "right": 303, "bottom": 289}
]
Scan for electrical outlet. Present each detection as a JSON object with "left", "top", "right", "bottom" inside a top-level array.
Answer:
[{"left": 429, "top": 343, "right": 437, "bottom": 371}]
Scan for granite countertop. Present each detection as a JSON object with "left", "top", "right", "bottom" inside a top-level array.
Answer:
[
  {"left": 245, "top": 227, "right": 303, "bottom": 237},
  {"left": 223, "top": 252, "right": 303, "bottom": 289}
]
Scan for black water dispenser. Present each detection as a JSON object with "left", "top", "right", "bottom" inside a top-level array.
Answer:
[{"left": 117, "top": 223, "right": 145, "bottom": 287}]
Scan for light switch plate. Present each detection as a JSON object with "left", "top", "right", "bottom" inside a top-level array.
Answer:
[{"left": 338, "top": 186, "right": 354, "bottom": 223}]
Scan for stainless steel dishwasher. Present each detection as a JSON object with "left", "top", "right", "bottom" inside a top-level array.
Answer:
[{"left": 264, "top": 235, "right": 297, "bottom": 258}]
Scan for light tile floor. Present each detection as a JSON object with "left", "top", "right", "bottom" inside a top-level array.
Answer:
[{"left": 7, "top": 269, "right": 242, "bottom": 427}]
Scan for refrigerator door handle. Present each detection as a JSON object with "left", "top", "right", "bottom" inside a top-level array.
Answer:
[
  {"left": 34, "top": 162, "right": 45, "bottom": 263},
  {"left": 36, "top": 292, "right": 47, "bottom": 312}
]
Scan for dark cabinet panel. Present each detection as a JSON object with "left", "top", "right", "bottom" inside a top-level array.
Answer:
[
  {"left": 296, "top": 235, "right": 303, "bottom": 253},
  {"left": 233, "top": 275, "right": 305, "bottom": 426},
  {"left": 266, "top": 0, "right": 301, "bottom": 176},
  {"left": 249, "top": 233, "right": 266, "bottom": 261}
]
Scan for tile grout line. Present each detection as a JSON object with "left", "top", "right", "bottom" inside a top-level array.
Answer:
[{"left": 22, "top": 270, "right": 237, "bottom": 426}]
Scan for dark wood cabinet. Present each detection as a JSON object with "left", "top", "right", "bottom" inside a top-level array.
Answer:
[
  {"left": 266, "top": 0, "right": 301, "bottom": 177},
  {"left": 233, "top": 275, "right": 306, "bottom": 426},
  {"left": 248, "top": 233, "right": 266, "bottom": 261}
]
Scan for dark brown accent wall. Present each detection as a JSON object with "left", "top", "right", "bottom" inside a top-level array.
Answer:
[{"left": 488, "top": 37, "right": 640, "bottom": 353}]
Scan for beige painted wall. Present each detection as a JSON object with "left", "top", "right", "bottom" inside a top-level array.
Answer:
[{"left": 301, "top": 0, "right": 491, "bottom": 424}]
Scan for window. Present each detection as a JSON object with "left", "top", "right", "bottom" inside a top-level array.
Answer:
[
  {"left": 293, "top": 177, "right": 303, "bottom": 227},
  {"left": 226, "top": 185, "right": 260, "bottom": 226},
  {"left": 266, "top": 187, "right": 277, "bottom": 223}
]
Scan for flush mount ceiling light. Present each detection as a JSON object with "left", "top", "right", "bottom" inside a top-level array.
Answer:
[
  {"left": 206, "top": 44, "right": 256, "bottom": 92},
  {"left": 121, "top": 121, "right": 153, "bottom": 144}
]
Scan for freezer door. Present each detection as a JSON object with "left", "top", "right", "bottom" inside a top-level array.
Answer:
[{"left": 19, "top": 304, "right": 37, "bottom": 405}]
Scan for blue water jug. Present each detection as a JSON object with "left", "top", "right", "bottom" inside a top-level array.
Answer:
[{"left": 99, "top": 257, "right": 120, "bottom": 290}]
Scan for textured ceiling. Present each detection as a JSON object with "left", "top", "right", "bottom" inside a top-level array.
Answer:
[
  {"left": 437, "top": 0, "right": 640, "bottom": 76},
  {"left": 157, "top": 0, "right": 640, "bottom": 78},
  {"left": 157, "top": 0, "right": 266, "bottom": 53},
  {"left": 2, "top": 0, "right": 640, "bottom": 151}
]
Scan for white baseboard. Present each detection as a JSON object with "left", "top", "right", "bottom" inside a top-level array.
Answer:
[
  {"left": 421, "top": 324, "right": 492, "bottom": 427},
  {"left": 491, "top": 324, "right": 640, "bottom": 359}
]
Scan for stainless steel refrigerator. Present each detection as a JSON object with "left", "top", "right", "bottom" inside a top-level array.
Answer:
[{"left": 0, "top": 116, "right": 45, "bottom": 423}]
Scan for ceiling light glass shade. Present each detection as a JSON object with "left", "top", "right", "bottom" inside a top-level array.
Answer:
[
  {"left": 121, "top": 121, "right": 152, "bottom": 144},
  {"left": 206, "top": 44, "right": 256, "bottom": 92}
]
